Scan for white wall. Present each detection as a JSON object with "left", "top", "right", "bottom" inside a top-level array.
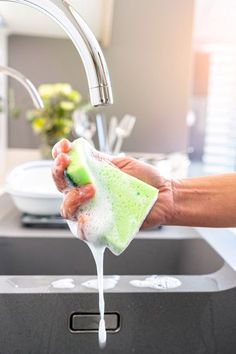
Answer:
[
  {"left": 0, "top": 30, "right": 8, "bottom": 178},
  {"left": 194, "top": 0, "right": 236, "bottom": 42}
]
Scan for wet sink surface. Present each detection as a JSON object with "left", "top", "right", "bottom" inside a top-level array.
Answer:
[{"left": 0, "top": 236, "right": 224, "bottom": 276}]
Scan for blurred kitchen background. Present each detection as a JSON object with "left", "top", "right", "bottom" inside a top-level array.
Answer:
[{"left": 0, "top": 0, "right": 236, "bottom": 190}]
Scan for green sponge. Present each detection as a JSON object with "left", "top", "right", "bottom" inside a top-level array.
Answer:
[{"left": 66, "top": 138, "right": 158, "bottom": 255}]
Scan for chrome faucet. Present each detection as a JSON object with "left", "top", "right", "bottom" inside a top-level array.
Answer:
[
  {"left": 0, "top": 0, "right": 113, "bottom": 107},
  {"left": 0, "top": 65, "right": 43, "bottom": 108}
]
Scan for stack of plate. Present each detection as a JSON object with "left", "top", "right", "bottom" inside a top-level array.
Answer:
[{"left": 6, "top": 160, "right": 63, "bottom": 216}]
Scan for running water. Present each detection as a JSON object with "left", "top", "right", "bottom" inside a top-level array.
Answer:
[
  {"left": 88, "top": 244, "right": 106, "bottom": 349},
  {"left": 67, "top": 221, "right": 108, "bottom": 348}
]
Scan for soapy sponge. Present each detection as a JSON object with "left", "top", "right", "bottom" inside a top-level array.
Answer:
[{"left": 66, "top": 138, "right": 158, "bottom": 255}]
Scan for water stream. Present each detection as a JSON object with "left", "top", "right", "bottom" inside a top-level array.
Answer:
[{"left": 87, "top": 243, "right": 106, "bottom": 349}]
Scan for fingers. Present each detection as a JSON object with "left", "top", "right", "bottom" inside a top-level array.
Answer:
[
  {"left": 52, "top": 139, "right": 71, "bottom": 192},
  {"left": 60, "top": 184, "right": 96, "bottom": 220},
  {"left": 52, "top": 138, "right": 71, "bottom": 159},
  {"left": 52, "top": 153, "right": 70, "bottom": 192},
  {"left": 52, "top": 139, "right": 96, "bottom": 222}
]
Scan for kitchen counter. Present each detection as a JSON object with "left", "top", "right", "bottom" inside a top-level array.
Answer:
[
  {"left": 0, "top": 193, "right": 198, "bottom": 239},
  {"left": 1, "top": 193, "right": 236, "bottom": 271},
  {"left": 0, "top": 193, "right": 70, "bottom": 238}
]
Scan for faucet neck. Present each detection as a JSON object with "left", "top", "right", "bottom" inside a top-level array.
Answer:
[
  {"left": 0, "top": 0, "right": 113, "bottom": 106},
  {"left": 0, "top": 65, "right": 43, "bottom": 109}
]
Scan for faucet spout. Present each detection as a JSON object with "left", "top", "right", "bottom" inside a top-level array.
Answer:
[
  {"left": 0, "top": 65, "right": 44, "bottom": 109},
  {"left": 0, "top": 0, "right": 113, "bottom": 107}
]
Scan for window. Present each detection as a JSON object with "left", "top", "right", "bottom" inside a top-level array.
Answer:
[{"left": 203, "top": 44, "right": 236, "bottom": 173}]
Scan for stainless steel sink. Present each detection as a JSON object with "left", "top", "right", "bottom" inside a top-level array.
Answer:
[{"left": 0, "top": 227, "right": 235, "bottom": 353}]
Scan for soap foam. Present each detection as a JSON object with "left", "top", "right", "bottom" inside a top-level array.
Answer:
[
  {"left": 65, "top": 138, "right": 158, "bottom": 348},
  {"left": 130, "top": 275, "right": 182, "bottom": 290},
  {"left": 67, "top": 139, "right": 158, "bottom": 254},
  {"left": 79, "top": 190, "right": 114, "bottom": 244},
  {"left": 67, "top": 150, "right": 117, "bottom": 246},
  {"left": 51, "top": 278, "right": 75, "bottom": 289},
  {"left": 82, "top": 276, "right": 120, "bottom": 290}
]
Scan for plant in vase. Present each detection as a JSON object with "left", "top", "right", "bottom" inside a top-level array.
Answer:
[{"left": 27, "top": 83, "right": 91, "bottom": 159}]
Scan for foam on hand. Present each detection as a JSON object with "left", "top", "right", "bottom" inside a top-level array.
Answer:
[{"left": 66, "top": 137, "right": 159, "bottom": 255}]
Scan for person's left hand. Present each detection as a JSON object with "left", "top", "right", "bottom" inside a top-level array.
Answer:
[{"left": 52, "top": 139, "right": 95, "bottom": 220}]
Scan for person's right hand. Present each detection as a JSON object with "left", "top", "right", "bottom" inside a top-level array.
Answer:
[
  {"left": 52, "top": 139, "right": 175, "bottom": 229},
  {"left": 112, "top": 157, "right": 174, "bottom": 229}
]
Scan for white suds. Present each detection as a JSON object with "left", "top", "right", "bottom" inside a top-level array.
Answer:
[
  {"left": 82, "top": 276, "right": 120, "bottom": 290},
  {"left": 51, "top": 278, "right": 75, "bottom": 289},
  {"left": 130, "top": 275, "right": 181, "bottom": 290}
]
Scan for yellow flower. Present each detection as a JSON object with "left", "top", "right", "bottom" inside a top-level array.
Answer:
[
  {"left": 28, "top": 83, "right": 89, "bottom": 139},
  {"left": 32, "top": 117, "right": 45, "bottom": 133},
  {"left": 68, "top": 90, "right": 81, "bottom": 102},
  {"left": 38, "top": 83, "right": 83, "bottom": 106},
  {"left": 60, "top": 101, "right": 75, "bottom": 110},
  {"left": 38, "top": 85, "right": 55, "bottom": 99},
  {"left": 54, "top": 84, "right": 72, "bottom": 96}
]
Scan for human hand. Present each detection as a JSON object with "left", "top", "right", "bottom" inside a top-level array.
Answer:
[
  {"left": 112, "top": 156, "right": 174, "bottom": 228},
  {"left": 52, "top": 139, "right": 174, "bottom": 229},
  {"left": 52, "top": 139, "right": 95, "bottom": 220}
]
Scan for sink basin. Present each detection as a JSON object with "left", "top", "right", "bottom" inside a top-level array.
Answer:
[
  {"left": 0, "top": 229, "right": 235, "bottom": 353},
  {"left": 0, "top": 237, "right": 224, "bottom": 276}
]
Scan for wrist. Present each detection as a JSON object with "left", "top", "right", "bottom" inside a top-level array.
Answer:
[
  {"left": 154, "top": 177, "right": 179, "bottom": 226},
  {"left": 164, "top": 178, "right": 180, "bottom": 226},
  {"left": 167, "top": 177, "right": 204, "bottom": 227}
]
